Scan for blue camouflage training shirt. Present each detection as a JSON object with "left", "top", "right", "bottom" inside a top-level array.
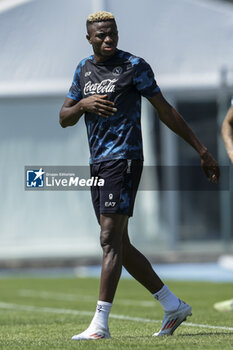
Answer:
[{"left": 67, "top": 49, "right": 160, "bottom": 164}]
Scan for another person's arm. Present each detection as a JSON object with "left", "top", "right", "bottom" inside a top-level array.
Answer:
[
  {"left": 148, "top": 91, "right": 220, "bottom": 182},
  {"left": 221, "top": 105, "right": 233, "bottom": 164}
]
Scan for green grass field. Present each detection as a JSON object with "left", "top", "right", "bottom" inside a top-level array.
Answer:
[{"left": 0, "top": 276, "right": 233, "bottom": 350}]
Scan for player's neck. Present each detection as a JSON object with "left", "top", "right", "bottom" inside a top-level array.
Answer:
[{"left": 94, "top": 49, "right": 118, "bottom": 63}]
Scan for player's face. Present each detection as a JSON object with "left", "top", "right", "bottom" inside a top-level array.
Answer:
[{"left": 86, "top": 21, "right": 118, "bottom": 62}]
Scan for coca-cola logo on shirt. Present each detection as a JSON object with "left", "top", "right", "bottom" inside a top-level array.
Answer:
[{"left": 83, "top": 79, "right": 118, "bottom": 95}]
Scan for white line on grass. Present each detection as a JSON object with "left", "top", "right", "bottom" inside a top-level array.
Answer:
[
  {"left": 0, "top": 302, "right": 233, "bottom": 332},
  {"left": 18, "top": 289, "right": 155, "bottom": 307}
]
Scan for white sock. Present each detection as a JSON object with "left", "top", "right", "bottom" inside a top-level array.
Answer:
[
  {"left": 88, "top": 300, "right": 112, "bottom": 330},
  {"left": 152, "top": 285, "right": 180, "bottom": 312}
]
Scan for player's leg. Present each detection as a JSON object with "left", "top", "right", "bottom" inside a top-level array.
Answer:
[
  {"left": 72, "top": 213, "right": 128, "bottom": 340},
  {"left": 72, "top": 163, "right": 108, "bottom": 341},
  {"left": 122, "top": 228, "right": 192, "bottom": 336},
  {"left": 89, "top": 161, "right": 130, "bottom": 302},
  {"left": 98, "top": 213, "right": 128, "bottom": 302},
  {"left": 122, "top": 228, "right": 164, "bottom": 293},
  {"left": 74, "top": 160, "right": 140, "bottom": 340}
]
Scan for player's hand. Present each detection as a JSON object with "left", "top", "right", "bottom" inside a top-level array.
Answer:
[
  {"left": 81, "top": 94, "right": 117, "bottom": 118},
  {"left": 200, "top": 149, "right": 220, "bottom": 183}
]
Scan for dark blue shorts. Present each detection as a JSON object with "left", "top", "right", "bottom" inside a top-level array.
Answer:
[{"left": 90, "top": 159, "right": 143, "bottom": 224}]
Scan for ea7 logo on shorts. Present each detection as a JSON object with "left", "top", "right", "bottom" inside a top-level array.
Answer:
[
  {"left": 26, "top": 168, "right": 45, "bottom": 188},
  {"left": 105, "top": 194, "right": 116, "bottom": 207},
  {"left": 105, "top": 201, "right": 116, "bottom": 207}
]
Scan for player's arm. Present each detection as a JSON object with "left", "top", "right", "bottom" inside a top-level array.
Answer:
[
  {"left": 59, "top": 94, "right": 117, "bottom": 128},
  {"left": 59, "top": 97, "right": 85, "bottom": 128},
  {"left": 221, "top": 105, "right": 233, "bottom": 164},
  {"left": 148, "top": 91, "right": 220, "bottom": 182}
]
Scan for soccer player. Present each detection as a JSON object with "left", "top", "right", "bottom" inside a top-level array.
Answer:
[
  {"left": 214, "top": 97, "right": 233, "bottom": 312},
  {"left": 59, "top": 11, "right": 220, "bottom": 339}
]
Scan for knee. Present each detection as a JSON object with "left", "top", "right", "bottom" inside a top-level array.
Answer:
[
  {"left": 100, "top": 227, "right": 119, "bottom": 254},
  {"left": 100, "top": 228, "right": 111, "bottom": 249},
  {"left": 99, "top": 214, "right": 128, "bottom": 254}
]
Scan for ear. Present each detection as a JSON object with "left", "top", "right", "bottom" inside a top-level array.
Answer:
[{"left": 86, "top": 34, "right": 91, "bottom": 44}]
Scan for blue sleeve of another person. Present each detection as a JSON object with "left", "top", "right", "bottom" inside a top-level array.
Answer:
[
  {"left": 132, "top": 57, "right": 160, "bottom": 98},
  {"left": 67, "top": 63, "right": 83, "bottom": 101}
]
